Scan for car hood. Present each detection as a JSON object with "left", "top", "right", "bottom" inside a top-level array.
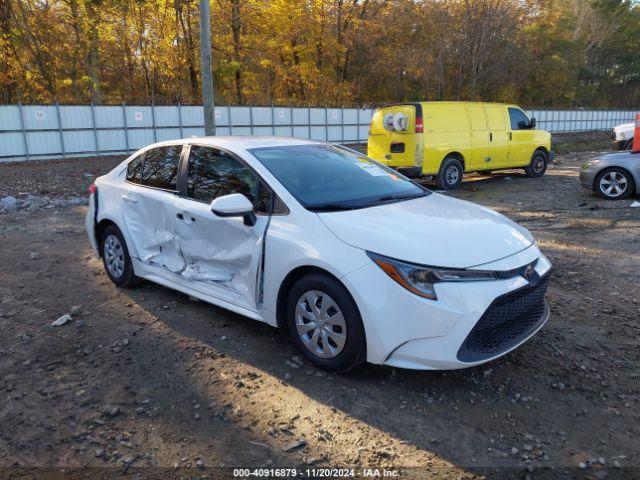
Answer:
[
  {"left": 318, "top": 194, "right": 534, "bottom": 269},
  {"left": 589, "top": 152, "right": 640, "bottom": 169},
  {"left": 613, "top": 122, "right": 634, "bottom": 134}
]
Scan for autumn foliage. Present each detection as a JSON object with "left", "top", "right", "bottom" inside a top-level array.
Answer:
[{"left": 1, "top": 0, "right": 638, "bottom": 107}]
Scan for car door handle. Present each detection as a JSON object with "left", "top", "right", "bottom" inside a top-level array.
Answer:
[
  {"left": 509, "top": 132, "right": 512, "bottom": 141},
  {"left": 122, "top": 194, "right": 138, "bottom": 204},
  {"left": 489, "top": 132, "right": 493, "bottom": 142},
  {"left": 176, "top": 212, "right": 195, "bottom": 222}
]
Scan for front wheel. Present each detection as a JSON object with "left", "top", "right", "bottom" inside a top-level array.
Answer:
[
  {"left": 525, "top": 151, "right": 548, "bottom": 178},
  {"left": 286, "top": 274, "right": 366, "bottom": 372},
  {"left": 596, "top": 167, "right": 635, "bottom": 199},
  {"left": 437, "top": 157, "right": 464, "bottom": 190}
]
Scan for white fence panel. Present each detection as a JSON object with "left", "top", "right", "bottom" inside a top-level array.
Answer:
[{"left": 0, "top": 104, "right": 636, "bottom": 161}]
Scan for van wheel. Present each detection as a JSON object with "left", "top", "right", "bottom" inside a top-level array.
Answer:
[
  {"left": 437, "top": 157, "right": 464, "bottom": 190},
  {"left": 286, "top": 273, "right": 366, "bottom": 372},
  {"left": 101, "top": 225, "right": 143, "bottom": 287},
  {"left": 525, "top": 151, "right": 547, "bottom": 178}
]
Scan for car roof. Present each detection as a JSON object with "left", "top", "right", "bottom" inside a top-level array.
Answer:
[{"left": 149, "top": 135, "right": 322, "bottom": 151}]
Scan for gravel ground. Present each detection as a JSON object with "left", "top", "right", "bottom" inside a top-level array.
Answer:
[{"left": 0, "top": 152, "right": 639, "bottom": 479}]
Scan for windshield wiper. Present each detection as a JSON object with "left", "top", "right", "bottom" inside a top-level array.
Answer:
[
  {"left": 376, "top": 192, "right": 427, "bottom": 203},
  {"left": 307, "top": 203, "right": 361, "bottom": 212}
]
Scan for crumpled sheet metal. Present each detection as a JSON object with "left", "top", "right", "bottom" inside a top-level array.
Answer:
[{"left": 124, "top": 195, "right": 266, "bottom": 307}]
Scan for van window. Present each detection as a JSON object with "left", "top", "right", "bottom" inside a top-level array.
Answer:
[
  {"left": 508, "top": 108, "right": 531, "bottom": 130},
  {"left": 485, "top": 106, "right": 506, "bottom": 131},
  {"left": 141, "top": 145, "right": 182, "bottom": 190}
]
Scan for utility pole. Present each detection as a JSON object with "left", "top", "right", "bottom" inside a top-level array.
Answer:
[{"left": 199, "top": 0, "right": 215, "bottom": 135}]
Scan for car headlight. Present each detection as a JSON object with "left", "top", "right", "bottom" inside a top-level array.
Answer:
[
  {"left": 367, "top": 252, "right": 497, "bottom": 301},
  {"left": 581, "top": 159, "right": 600, "bottom": 170}
]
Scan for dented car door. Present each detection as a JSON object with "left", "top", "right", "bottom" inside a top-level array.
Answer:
[
  {"left": 120, "top": 145, "right": 182, "bottom": 266},
  {"left": 167, "top": 145, "right": 269, "bottom": 309}
]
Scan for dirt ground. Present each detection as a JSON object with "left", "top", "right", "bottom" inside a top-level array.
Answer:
[{"left": 0, "top": 151, "right": 639, "bottom": 480}]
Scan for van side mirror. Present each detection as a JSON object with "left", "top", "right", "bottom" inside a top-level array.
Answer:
[{"left": 210, "top": 193, "right": 256, "bottom": 226}]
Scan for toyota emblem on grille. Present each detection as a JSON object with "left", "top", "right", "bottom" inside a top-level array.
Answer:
[{"left": 523, "top": 264, "right": 538, "bottom": 285}]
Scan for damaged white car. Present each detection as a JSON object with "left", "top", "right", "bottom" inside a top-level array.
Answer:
[{"left": 86, "top": 137, "right": 552, "bottom": 371}]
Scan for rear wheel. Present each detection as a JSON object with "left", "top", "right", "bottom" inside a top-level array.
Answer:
[
  {"left": 525, "top": 150, "right": 548, "bottom": 178},
  {"left": 595, "top": 167, "right": 634, "bottom": 199},
  {"left": 286, "top": 273, "right": 366, "bottom": 372},
  {"left": 437, "top": 157, "right": 464, "bottom": 190},
  {"left": 101, "top": 225, "right": 142, "bottom": 287}
]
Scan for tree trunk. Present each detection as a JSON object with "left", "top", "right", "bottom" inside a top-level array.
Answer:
[
  {"left": 231, "top": 0, "right": 243, "bottom": 104},
  {"left": 0, "top": 0, "right": 15, "bottom": 102},
  {"left": 84, "top": 0, "right": 102, "bottom": 104}
]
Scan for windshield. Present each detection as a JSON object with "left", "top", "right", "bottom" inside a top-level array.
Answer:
[{"left": 248, "top": 144, "right": 429, "bottom": 211}]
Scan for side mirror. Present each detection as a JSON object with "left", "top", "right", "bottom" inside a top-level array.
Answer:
[
  {"left": 210, "top": 193, "right": 256, "bottom": 226},
  {"left": 530, "top": 117, "right": 536, "bottom": 129}
]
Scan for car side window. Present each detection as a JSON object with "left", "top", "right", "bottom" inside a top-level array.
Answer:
[
  {"left": 126, "top": 154, "right": 143, "bottom": 184},
  {"left": 140, "top": 145, "right": 182, "bottom": 190},
  {"left": 187, "top": 146, "right": 259, "bottom": 204},
  {"left": 508, "top": 108, "right": 531, "bottom": 130}
]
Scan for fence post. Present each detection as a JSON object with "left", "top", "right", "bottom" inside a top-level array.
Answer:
[
  {"left": 177, "top": 102, "right": 184, "bottom": 138},
  {"left": 271, "top": 104, "right": 275, "bottom": 135},
  {"left": 249, "top": 105, "right": 254, "bottom": 135},
  {"left": 17, "top": 102, "right": 30, "bottom": 161},
  {"left": 307, "top": 105, "right": 311, "bottom": 140},
  {"left": 341, "top": 107, "right": 344, "bottom": 143},
  {"left": 228, "top": 102, "right": 233, "bottom": 136},
  {"left": 55, "top": 102, "right": 66, "bottom": 159},
  {"left": 151, "top": 101, "right": 157, "bottom": 143},
  {"left": 122, "top": 102, "right": 130, "bottom": 154},
  {"left": 290, "top": 106, "right": 294, "bottom": 137},
  {"left": 90, "top": 102, "right": 99, "bottom": 156},
  {"left": 325, "top": 106, "right": 329, "bottom": 142}
]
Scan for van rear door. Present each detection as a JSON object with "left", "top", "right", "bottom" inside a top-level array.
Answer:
[{"left": 367, "top": 104, "right": 422, "bottom": 175}]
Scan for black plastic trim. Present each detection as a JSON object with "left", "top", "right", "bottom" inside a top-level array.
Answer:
[{"left": 457, "top": 272, "right": 551, "bottom": 363}]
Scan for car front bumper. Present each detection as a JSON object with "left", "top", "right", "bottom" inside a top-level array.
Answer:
[
  {"left": 579, "top": 166, "right": 598, "bottom": 191},
  {"left": 344, "top": 245, "right": 553, "bottom": 370}
]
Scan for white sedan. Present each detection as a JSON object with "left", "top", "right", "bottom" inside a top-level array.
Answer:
[{"left": 86, "top": 136, "right": 552, "bottom": 371}]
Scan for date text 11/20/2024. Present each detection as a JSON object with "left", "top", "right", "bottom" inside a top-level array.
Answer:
[{"left": 232, "top": 468, "right": 400, "bottom": 477}]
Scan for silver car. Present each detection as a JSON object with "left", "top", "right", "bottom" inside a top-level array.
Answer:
[{"left": 580, "top": 152, "right": 640, "bottom": 199}]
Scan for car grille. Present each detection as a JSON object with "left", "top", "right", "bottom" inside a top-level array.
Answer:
[
  {"left": 493, "top": 259, "right": 538, "bottom": 280},
  {"left": 457, "top": 274, "right": 550, "bottom": 363}
]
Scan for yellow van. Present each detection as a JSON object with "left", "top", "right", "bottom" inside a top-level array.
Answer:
[{"left": 367, "top": 102, "right": 552, "bottom": 189}]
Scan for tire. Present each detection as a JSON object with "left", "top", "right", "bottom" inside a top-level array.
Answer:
[
  {"left": 595, "top": 167, "right": 635, "bottom": 200},
  {"left": 525, "top": 150, "right": 548, "bottom": 178},
  {"left": 100, "top": 224, "right": 142, "bottom": 287},
  {"left": 437, "top": 157, "right": 464, "bottom": 190},
  {"left": 286, "top": 273, "right": 366, "bottom": 372}
]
